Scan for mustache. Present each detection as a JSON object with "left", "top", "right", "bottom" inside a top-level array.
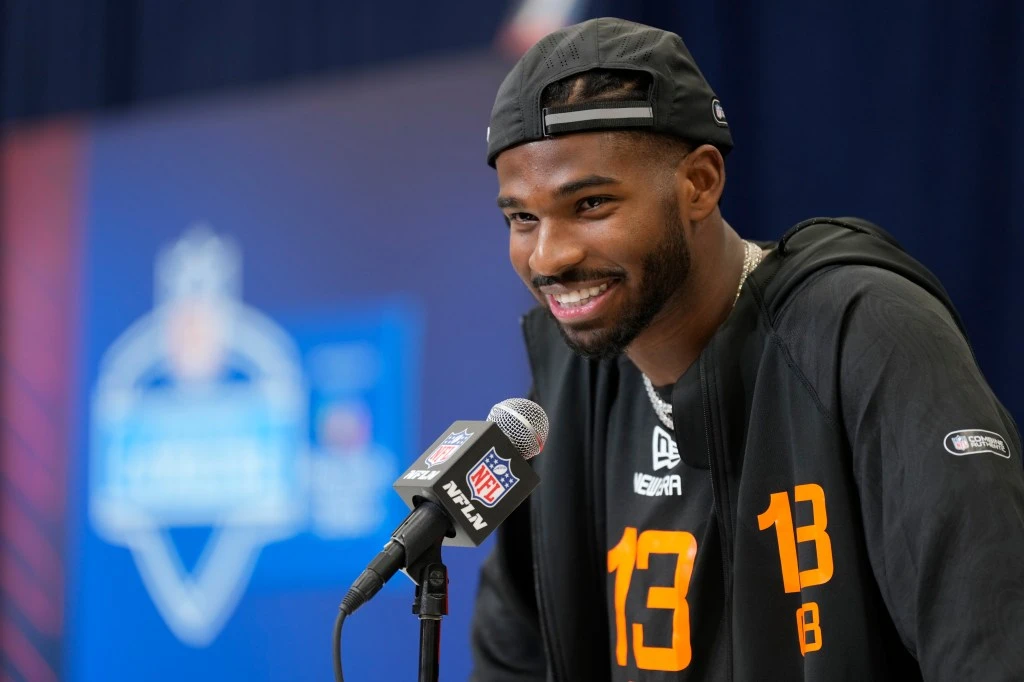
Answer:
[{"left": 532, "top": 268, "right": 624, "bottom": 289}]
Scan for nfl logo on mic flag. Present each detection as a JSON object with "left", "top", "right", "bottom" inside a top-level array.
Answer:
[
  {"left": 467, "top": 449, "right": 519, "bottom": 508},
  {"left": 394, "top": 419, "right": 539, "bottom": 547},
  {"left": 425, "top": 429, "right": 473, "bottom": 467}
]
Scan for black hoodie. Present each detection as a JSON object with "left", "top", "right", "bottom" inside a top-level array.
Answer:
[{"left": 470, "top": 219, "right": 1024, "bottom": 681}]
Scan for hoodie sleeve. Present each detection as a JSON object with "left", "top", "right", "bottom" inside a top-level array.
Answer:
[
  {"left": 469, "top": 500, "right": 548, "bottom": 682},
  {"left": 827, "top": 266, "right": 1024, "bottom": 680}
]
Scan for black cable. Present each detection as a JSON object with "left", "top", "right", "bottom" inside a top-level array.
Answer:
[
  {"left": 333, "top": 607, "right": 347, "bottom": 682},
  {"left": 330, "top": 504, "right": 450, "bottom": 679}
]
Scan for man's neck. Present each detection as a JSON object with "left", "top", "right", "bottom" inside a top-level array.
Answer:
[{"left": 626, "top": 224, "right": 747, "bottom": 387}]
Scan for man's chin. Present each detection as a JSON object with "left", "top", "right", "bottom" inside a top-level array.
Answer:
[{"left": 553, "top": 320, "right": 628, "bottom": 360}]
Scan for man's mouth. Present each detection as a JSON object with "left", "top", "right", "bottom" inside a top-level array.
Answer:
[
  {"left": 551, "top": 282, "right": 610, "bottom": 307},
  {"left": 544, "top": 281, "right": 618, "bottom": 322}
]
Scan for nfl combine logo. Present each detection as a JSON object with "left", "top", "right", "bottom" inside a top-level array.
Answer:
[
  {"left": 467, "top": 448, "right": 519, "bottom": 508},
  {"left": 425, "top": 429, "right": 473, "bottom": 467},
  {"left": 952, "top": 434, "right": 969, "bottom": 451}
]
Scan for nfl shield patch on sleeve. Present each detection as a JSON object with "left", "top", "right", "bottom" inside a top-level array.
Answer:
[{"left": 944, "top": 429, "right": 1011, "bottom": 458}]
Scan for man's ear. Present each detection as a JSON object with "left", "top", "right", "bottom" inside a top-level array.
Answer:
[{"left": 676, "top": 144, "right": 725, "bottom": 222}]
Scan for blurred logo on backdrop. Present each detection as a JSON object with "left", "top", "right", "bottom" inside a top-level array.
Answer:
[
  {"left": 495, "top": 0, "right": 582, "bottom": 57},
  {"left": 90, "top": 226, "right": 414, "bottom": 646}
]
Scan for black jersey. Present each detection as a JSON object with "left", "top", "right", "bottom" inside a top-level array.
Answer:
[
  {"left": 605, "top": 359, "right": 726, "bottom": 681},
  {"left": 471, "top": 219, "right": 1024, "bottom": 682}
]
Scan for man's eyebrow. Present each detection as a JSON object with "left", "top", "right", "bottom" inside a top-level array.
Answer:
[
  {"left": 497, "top": 195, "right": 523, "bottom": 209},
  {"left": 554, "top": 175, "right": 620, "bottom": 198},
  {"left": 496, "top": 175, "right": 621, "bottom": 210}
]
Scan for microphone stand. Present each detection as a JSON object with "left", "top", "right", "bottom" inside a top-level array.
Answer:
[{"left": 408, "top": 537, "right": 448, "bottom": 682}]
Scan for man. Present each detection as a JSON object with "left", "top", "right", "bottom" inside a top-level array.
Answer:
[{"left": 470, "top": 16, "right": 1024, "bottom": 682}]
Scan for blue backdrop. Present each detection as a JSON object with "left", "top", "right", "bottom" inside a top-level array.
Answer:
[{"left": 70, "top": 55, "right": 530, "bottom": 681}]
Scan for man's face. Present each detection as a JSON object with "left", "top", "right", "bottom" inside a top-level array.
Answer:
[{"left": 496, "top": 132, "right": 691, "bottom": 359}]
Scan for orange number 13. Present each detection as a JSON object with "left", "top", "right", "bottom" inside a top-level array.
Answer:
[
  {"left": 607, "top": 528, "right": 697, "bottom": 672},
  {"left": 757, "top": 483, "right": 834, "bottom": 656},
  {"left": 757, "top": 483, "right": 834, "bottom": 593}
]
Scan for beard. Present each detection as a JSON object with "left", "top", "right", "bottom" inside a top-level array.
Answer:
[{"left": 545, "top": 201, "right": 692, "bottom": 359}]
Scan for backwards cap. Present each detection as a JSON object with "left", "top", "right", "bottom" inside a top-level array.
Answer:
[{"left": 486, "top": 17, "right": 733, "bottom": 167}]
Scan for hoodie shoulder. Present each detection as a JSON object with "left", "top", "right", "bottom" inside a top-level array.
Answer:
[{"left": 751, "top": 217, "right": 965, "bottom": 337}]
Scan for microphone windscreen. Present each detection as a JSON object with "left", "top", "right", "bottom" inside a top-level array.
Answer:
[{"left": 486, "top": 398, "right": 549, "bottom": 460}]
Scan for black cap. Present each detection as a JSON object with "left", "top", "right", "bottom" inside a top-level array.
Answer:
[{"left": 486, "top": 17, "right": 732, "bottom": 167}]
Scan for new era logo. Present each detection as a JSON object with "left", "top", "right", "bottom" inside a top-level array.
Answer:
[{"left": 652, "top": 426, "right": 680, "bottom": 471}]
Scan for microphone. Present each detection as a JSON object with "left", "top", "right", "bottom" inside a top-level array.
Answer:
[{"left": 338, "top": 398, "right": 548, "bottom": 617}]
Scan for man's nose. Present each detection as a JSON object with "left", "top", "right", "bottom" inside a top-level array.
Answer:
[{"left": 528, "top": 222, "right": 585, "bottom": 279}]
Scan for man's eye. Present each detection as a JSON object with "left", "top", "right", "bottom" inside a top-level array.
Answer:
[
  {"left": 579, "top": 196, "right": 608, "bottom": 211},
  {"left": 507, "top": 212, "right": 537, "bottom": 224}
]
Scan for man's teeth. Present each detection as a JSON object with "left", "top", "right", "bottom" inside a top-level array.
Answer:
[{"left": 552, "top": 283, "right": 610, "bottom": 307}]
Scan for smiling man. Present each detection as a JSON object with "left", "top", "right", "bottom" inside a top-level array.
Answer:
[{"left": 471, "top": 17, "right": 1024, "bottom": 682}]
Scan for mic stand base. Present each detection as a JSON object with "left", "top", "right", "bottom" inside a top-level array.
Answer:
[{"left": 409, "top": 539, "right": 448, "bottom": 682}]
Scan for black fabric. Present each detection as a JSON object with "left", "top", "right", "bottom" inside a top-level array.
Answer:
[
  {"left": 542, "top": 100, "right": 653, "bottom": 114},
  {"left": 470, "top": 219, "right": 1024, "bottom": 680},
  {"left": 470, "top": 503, "right": 547, "bottom": 682},
  {"left": 604, "top": 358, "right": 722, "bottom": 681},
  {"left": 471, "top": 304, "right": 619, "bottom": 682},
  {"left": 486, "top": 17, "right": 733, "bottom": 166}
]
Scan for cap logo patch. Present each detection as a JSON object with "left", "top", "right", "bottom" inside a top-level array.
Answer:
[
  {"left": 711, "top": 98, "right": 728, "bottom": 127},
  {"left": 943, "top": 429, "right": 1010, "bottom": 458}
]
